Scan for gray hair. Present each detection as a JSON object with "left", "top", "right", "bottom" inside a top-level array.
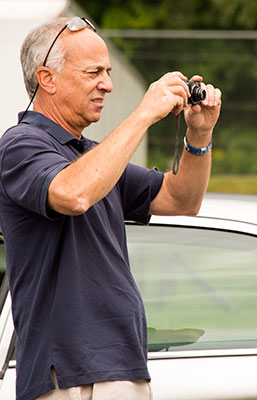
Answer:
[{"left": 20, "top": 18, "right": 69, "bottom": 100}]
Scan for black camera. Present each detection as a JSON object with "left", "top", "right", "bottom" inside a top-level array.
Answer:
[{"left": 186, "top": 80, "right": 206, "bottom": 105}]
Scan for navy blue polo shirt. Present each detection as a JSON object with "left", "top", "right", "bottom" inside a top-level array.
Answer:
[{"left": 0, "top": 111, "right": 164, "bottom": 400}]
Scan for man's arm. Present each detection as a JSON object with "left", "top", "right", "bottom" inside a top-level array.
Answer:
[
  {"left": 47, "top": 71, "right": 190, "bottom": 215},
  {"left": 47, "top": 72, "right": 221, "bottom": 216},
  {"left": 150, "top": 82, "right": 221, "bottom": 216}
]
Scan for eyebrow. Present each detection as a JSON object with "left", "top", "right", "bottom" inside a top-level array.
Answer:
[{"left": 83, "top": 64, "right": 112, "bottom": 72}]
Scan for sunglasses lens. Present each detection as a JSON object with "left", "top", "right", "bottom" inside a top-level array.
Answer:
[{"left": 68, "top": 16, "right": 87, "bottom": 31}]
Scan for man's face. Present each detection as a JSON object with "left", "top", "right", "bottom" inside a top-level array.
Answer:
[{"left": 54, "top": 29, "right": 113, "bottom": 133}]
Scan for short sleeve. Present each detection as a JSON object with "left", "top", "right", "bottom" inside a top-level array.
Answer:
[
  {"left": 0, "top": 133, "right": 70, "bottom": 219},
  {"left": 119, "top": 163, "right": 164, "bottom": 224}
]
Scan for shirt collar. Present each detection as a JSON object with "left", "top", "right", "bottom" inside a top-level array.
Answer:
[{"left": 18, "top": 110, "right": 85, "bottom": 146}]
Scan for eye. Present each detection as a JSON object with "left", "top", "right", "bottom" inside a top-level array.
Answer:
[{"left": 81, "top": 69, "right": 99, "bottom": 76}]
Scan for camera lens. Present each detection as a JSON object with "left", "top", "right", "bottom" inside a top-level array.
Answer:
[
  {"left": 191, "top": 86, "right": 206, "bottom": 104},
  {"left": 186, "top": 80, "right": 206, "bottom": 105}
]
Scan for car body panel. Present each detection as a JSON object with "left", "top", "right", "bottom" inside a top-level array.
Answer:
[
  {"left": 148, "top": 353, "right": 257, "bottom": 399},
  {"left": 151, "top": 193, "right": 257, "bottom": 235},
  {"left": 0, "top": 366, "right": 16, "bottom": 400}
]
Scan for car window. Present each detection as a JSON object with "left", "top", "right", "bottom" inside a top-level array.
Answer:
[{"left": 126, "top": 224, "right": 257, "bottom": 352}]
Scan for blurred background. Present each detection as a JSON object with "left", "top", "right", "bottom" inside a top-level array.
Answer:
[{"left": 1, "top": 0, "right": 257, "bottom": 193}]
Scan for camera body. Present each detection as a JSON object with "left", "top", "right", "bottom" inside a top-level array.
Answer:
[{"left": 186, "top": 80, "right": 206, "bottom": 105}]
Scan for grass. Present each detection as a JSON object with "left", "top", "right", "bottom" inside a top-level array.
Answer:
[{"left": 207, "top": 174, "right": 257, "bottom": 194}]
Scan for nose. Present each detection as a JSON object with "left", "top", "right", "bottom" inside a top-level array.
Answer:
[{"left": 98, "top": 72, "right": 113, "bottom": 93}]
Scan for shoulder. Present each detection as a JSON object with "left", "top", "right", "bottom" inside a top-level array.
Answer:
[
  {"left": 0, "top": 124, "right": 56, "bottom": 155},
  {"left": 2, "top": 122, "right": 45, "bottom": 138}
]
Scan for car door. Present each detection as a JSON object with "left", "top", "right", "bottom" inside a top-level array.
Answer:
[
  {"left": 126, "top": 220, "right": 257, "bottom": 399},
  {"left": 0, "top": 245, "right": 16, "bottom": 400}
]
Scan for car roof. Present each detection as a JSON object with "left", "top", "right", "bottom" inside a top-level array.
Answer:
[{"left": 150, "top": 192, "right": 257, "bottom": 236}]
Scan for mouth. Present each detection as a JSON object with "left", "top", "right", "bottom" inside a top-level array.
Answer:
[{"left": 91, "top": 98, "right": 104, "bottom": 107}]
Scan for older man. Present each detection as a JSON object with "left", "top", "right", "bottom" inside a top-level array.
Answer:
[{"left": 0, "top": 17, "right": 221, "bottom": 400}]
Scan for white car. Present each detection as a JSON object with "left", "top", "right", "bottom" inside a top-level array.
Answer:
[{"left": 1, "top": 193, "right": 257, "bottom": 399}]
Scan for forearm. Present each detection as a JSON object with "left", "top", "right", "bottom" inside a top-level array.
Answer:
[
  {"left": 169, "top": 131, "right": 212, "bottom": 213},
  {"left": 150, "top": 79, "right": 221, "bottom": 216},
  {"left": 47, "top": 107, "right": 151, "bottom": 215},
  {"left": 47, "top": 72, "right": 191, "bottom": 216},
  {"left": 47, "top": 72, "right": 221, "bottom": 217},
  {"left": 150, "top": 128, "right": 212, "bottom": 216}
]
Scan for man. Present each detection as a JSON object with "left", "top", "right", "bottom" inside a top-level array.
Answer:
[{"left": 0, "top": 16, "right": 221, "bottom": 400}]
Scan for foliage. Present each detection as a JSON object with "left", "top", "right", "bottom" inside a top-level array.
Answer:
[
  {"left": 212, "top": 131, "right": 257, "bottom": 174},
  {"left": 77, "top": 0, "right": 257, "bottom": 30},
  {"left": 207, "top": 174, "right": 257, "bottom": 194}
]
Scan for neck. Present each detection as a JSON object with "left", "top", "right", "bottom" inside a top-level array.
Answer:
[{"left": 34, "top": 99, "right": 85, "bottom": 140}]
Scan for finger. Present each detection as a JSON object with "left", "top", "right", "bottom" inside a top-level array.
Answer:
[
  {"left": 173, "top": 98, "right": 185, "bottom": 116},
  {"left": 169, "top": 77, "right": 191, "bottom": 99},
  {"left": 201, "top": 84, "right": 216, "bottom": 106},
  {"left": 163, "top": 89, "right": 184, "bottom": 115},
  {"left": 159, "top": 77, "right": 190, "bottom": 104},
  {"left": 165, "top": 71, "right": 188, "bottom": 81},
  {"left": 190, "top": 75, "right": 203, "bottom": 83},
  {"left": 214, "top": 88, "right": 222, "bottom": 106},
  {"left": 167, "top": 84, "right": 189, "bottom": 106},
  {"left": 160, "top": 72, "right": 189, "bottom": 94},
  {"left": 207, "top": 84, "right": 216, "bottom": 106},
  {"left": 201, "top": 86, "right": 222, "bottom": 108},
  {"left": 173, "top": 104, "right": 184, "bottom": 116},
  {"left": 189, "top": 104, "right": 202, "bottom": 113}
]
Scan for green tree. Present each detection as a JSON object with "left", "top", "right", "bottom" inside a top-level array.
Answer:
[{"left": 77, "top": 0, "right": 257, "bottom": 30}]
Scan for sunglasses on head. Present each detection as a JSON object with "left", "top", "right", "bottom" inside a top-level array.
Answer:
[{"left": 19, "top": 17, "right": 97, "bottom": 123}]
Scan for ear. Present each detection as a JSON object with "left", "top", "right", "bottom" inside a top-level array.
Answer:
[{"left": 36, "top": 66, "right": 56, "bottom": 95}]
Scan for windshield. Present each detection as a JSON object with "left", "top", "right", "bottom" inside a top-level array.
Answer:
[{"left": 126, "top": 224, "right": 257, "bottom": 352}]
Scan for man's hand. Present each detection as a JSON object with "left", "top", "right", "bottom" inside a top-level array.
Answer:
[
  {"left": 137, "top": 71, "right": 191, "bottom": 126},
  {"left": 184, "top": 76, "right": 222, "bottom": 136},
  {"left": 149, "top": 74, "right": 222, "bottom": 218}
]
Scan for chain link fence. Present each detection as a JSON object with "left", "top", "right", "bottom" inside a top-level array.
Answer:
[{"left": 101, "top": 30, "right": 257, "bottom": 174}]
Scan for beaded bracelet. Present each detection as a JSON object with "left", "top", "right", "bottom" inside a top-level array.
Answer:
[{"left": 184, "top": 135, "right": 213, "bottom": 155}]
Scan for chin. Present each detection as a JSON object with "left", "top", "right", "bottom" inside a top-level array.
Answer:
[
  {"left": 81, "top": 114, "right": 101, "bottom": 127},
  {"left": 90, "top": 114, "right": 102, "bottom": 123}
]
